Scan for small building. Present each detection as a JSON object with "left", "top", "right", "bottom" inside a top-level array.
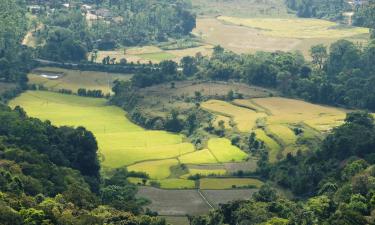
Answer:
[
  {"left": 95, "top": 8, "right": 112, "bottom": 19},
  {"left": 27, "top": 5, "right": 42, "bottom": 14}
]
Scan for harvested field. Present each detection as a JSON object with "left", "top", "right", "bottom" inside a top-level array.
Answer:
[
  {"left": 224, "top": 160, "right": 258, "bottom": 173},
  {"left": 201, "top": 189, "right": 258, "bottom": 207},
  {"left": 163, "top": 216, "right": 189, "bottom": 225},
  {"left": 137, "top": 187, "right": 211, "bottom": 216}
]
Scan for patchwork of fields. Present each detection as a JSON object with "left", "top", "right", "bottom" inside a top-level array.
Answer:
[
  {"left": 9, "top": 91, "right": 257, "bottom": 188},
  {"left": 201, "top": 97, "right": 346, "bottom": 162},
  {"left": 194, "top": 17, "right": 369, "bottom": 58},
  {"left": 92, "top": 44, "right": 213, "bottom": 64}
]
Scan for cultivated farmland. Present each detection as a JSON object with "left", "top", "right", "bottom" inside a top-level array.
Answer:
[
  {"left": 9, "top": 90, "right": 257, "bottom": 189},
  {"left": 201, "top": 97, "right": 346, "bottom": 162},
  {"left": 93, "top": 44, "right": 213, "bottom": 64},
  {"left": 28, "top": 67, "right": 132, "bottom": 95},
  {"left": 200, "top": 178, "right": 264, "bottom": 189},
  {"left": 8, "top": 91, "right": 193, "bottom": 168},
  {"left": 194, "top": 17, "right": 369, "bottom": 58},
  {"left": 201, "top": 100, "right": 267, "bottom": 132}
]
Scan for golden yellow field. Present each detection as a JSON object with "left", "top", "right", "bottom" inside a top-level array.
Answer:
[
  {"left": 194, "top": 17, "right": 369, "bottom": 58},
  {"left": 201, "top": 97, "right": 346, "bottom": 162},
  {"left": 252, "top": 97, "right": 346, "bottom": 132},
  {"left": 201, "top": 100, "right": 267, "bottom": 132},
  {"left": 218, "top": 16, "right": 369, "bottom": 39},
  {"left": 200, "top": 178, "right": 264, "bottom": 190}
]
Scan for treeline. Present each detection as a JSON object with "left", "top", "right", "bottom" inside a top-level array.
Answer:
[
  {"left": 353, "top": 0, "right": 375, "bottom": 37},
  {"left": 285, "top": 0, "right": 349, "bottom": 19},
  {"left": 189, "top": 112, "right": 375, "bottom": 225},
  {"left": 0, "top": 104, "right": 166, "bottom": 225},
  {"left": 37, "top": 0, "right": 195, "bottom": 61}
]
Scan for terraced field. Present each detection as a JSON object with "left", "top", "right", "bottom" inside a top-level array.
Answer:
[
  {"left": 201, "top": 100, "right": 267, "bottom": 132},
  {"left": 201, "top": 97, "right": 346, "bottom": 162}
]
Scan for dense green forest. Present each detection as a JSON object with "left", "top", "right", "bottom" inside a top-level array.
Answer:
[
  {"left": 188, "top": 112, "right": 375, "bottom": 225},
  {"left": 353, "top": 0, "right": 375, "bottom": 37},
  {"left": 0, "top": 104, "right": 168, "bottom": 225},
  {"left": 284, "top": 0, "right": 349, "bottom": 19},
  {"left": 0, "top": 0, "right": 34, "bottom": 84},
  {"left": 37, "top": 0, "right": 196, "bottom": 61}
]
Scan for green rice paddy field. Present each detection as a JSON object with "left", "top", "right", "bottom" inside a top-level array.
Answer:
[{"left": 9, "top": 91, "right": 253, "bottom": 189}]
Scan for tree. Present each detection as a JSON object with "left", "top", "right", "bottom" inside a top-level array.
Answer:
[{"left": 310, "top": 44, "right": 327, "bottom": 69}]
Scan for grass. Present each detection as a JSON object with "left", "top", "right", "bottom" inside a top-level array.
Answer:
[
  {"left": 200, "top": 178, "right": 264, "bottom": 189},
  {"left": 9, "top": 91, "right": 195, "bottom": 168},
  {"left": 159, "top": 179, "right": 196, "bottom": 189},
  {"left": 28, "top": 67, "right": 132, "bottom": 95},
  {"left": 178, "top": 149, "right": 218, "bottom": 164},
  {"left": 182, "top": 168, "right": 227, "bottom": 178},
  {"left": 127, "top": 159, "right": 179, "bottom": 180},
  {"left": 207, "top": 138, "right": 248, "bottom": 162},
  {"left": 137, "top": 52, "right": 176, "bottom": 61},
  {"left": 218, "top": 16, "right": 369, "bottom": 39},
  {"left": 254, "top": 129, "right": 281, "bottom": 163},
  {"left": 201, "top": 100, "right": 267, "bottom": 132}
]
